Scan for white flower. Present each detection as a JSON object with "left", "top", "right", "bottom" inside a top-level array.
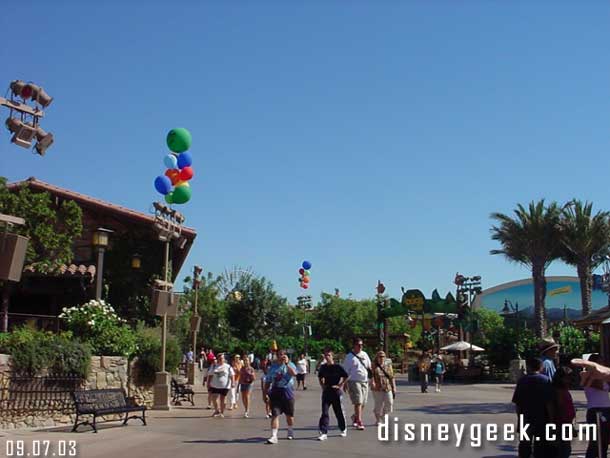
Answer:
[{"left": 88, "top": 320, "right": 95, "bottom": 326}]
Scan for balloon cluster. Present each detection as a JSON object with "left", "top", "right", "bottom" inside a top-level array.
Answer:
[
  {"left": 298, "top": 260, "right": 312, "bottom": 289},
  {"left": 153, "top": 128, "right": 194, "bottom": 205}
]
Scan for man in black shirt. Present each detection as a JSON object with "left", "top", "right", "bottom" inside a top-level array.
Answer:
[{"left": 317, "top": 348, "right": 348, "bottom": 441}]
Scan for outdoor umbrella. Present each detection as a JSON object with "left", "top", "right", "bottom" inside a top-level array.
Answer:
[{"left": 440, "top": 341, "right": 485, "bottom": 352}]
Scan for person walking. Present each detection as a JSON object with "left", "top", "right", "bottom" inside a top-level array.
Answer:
[
  {"left": 417, "top": 352, "right": 431, "bottom": 393},
  {"left": 227, "top": 354, "right": 242, "bottom": 410},
  {"left": 342, "top": 337, "right": 372, "bottom": 431},
  {"left": 511, "top": 357, "right": 556, "bottom": 457},
  {"left": 261, "top": 357, "right": 272, "bottom": 419},
  {"left": 205, "top": 355, "right": 217, "bottom": 409},
  {"left": 264, "top": 350, "right": 297, "bottom": 444},
  {"left": 539, "top": 337, "right": 559, "bottom": 381},
  {"left": 371, "top": 350, "right": 396, "bottom": 425},
  {"left": 582, "top": 354, "right": 610, "bottom": 458},
  {"left": 296, "top": 353, "right": 308, "bottom": 390},
  {"left": 433, "top": 355, "right": 446, "bottom": 393},
  {"left": 239, "top": 356, "right": 256, "bottom": 418},
  {"left": 317, "top": 348, "right": 348, "bottom": 441},
  {"left": 552, "top": 366, "right": 575, "bottom": 458},
  {"left": 207, "top": 353, "right": 234, "bottom": 418}
]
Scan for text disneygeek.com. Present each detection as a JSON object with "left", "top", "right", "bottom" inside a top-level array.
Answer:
[{"left": 377, "top": 415, "right": 595, "bottom": 447}]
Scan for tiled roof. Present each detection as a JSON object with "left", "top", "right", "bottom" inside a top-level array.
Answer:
[
  {"left": 7, "top": 177, "right": 197, "bottom": 238},
  {"left": 23, "top": 264, "right": 97, "bottom": 283}
]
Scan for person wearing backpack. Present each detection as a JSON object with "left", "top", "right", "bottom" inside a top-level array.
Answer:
[
  {"left": 342, "top": 337, "right": 372, "bottom": 431},
  {"left": 239, "top": 356, "right": 256, "bottom": 418}
]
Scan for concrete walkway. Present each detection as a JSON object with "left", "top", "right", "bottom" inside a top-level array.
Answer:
[{"left": 0, "top": 375, "right": 593, "bottom": 458}]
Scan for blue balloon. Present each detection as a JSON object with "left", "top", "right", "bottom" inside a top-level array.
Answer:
[
  {"left": 164, "top": 154, "right": 178, "bottom": 169},
  {"left": 302, "top": 260, "right": 312, "bottom": 270},
  {"left": 177, "top": 152, "right": 193, "bottom": 169},
  {"left": 154, "top": 175, "right": 172, "bottom": 195}
]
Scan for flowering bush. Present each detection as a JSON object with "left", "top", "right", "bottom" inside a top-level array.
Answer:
[{"left": 60, "top": 299, "right": 137, "bottom": 357}]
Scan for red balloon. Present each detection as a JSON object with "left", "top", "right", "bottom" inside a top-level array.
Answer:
[
  {"left": 298, "top": 268, "right": 305, "bottom": 275},
  {"left": 179, "top": 166, "right": 194, "bottom": 181},
  {"left": 303, "top": 284, "right": 309, "bottom": 289},
  {"left": 165, "top": 169, "right": 180, "bottom": 185}
]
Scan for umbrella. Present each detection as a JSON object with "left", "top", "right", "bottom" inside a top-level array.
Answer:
[{"left": 440, "top": 341, "right": 485, "bottom": 352}]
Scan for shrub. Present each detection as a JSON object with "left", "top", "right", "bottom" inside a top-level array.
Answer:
[
  {"left": 60, "top": 299, "right": 137, "bottom": 356},
  {"left": 0, "top": 327, "right": 91, "bottom": 378},
  {"left": 133, "top": 324, "right": 181, "bottom": 385}
]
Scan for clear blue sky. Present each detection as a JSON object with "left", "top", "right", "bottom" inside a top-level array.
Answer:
[{"left": 1, "top": 2, "right": 609, "bottom": 303}]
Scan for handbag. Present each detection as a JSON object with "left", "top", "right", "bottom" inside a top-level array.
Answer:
[{"left": 351, "top": 351, "right": 373, "bottom": 379}]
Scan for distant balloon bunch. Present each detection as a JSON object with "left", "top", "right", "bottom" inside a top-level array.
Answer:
[
  {"left": 153, "top": 128, "right": 194, "bottom": 205},
  {"left": 298, "top": 260, "right": 312, "bottom": 289}
]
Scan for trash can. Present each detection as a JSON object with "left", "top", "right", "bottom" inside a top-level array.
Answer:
[{"left": 308, "top": 359, "right": 316, "bottom": 374}]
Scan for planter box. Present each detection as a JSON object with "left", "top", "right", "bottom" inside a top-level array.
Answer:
[
  {"left": 0, "top": 233, "right": 28, "bottom": 282},
  {"left": 151, "top": 289, "right": 178, "bottom": 317}
]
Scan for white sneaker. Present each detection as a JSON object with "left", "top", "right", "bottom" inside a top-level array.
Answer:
[
  {"left": 243, "top": 412, "right": 249, "bottom": 418},
  {"left": 287, "top": 432, "right": 294, "bottom": 440},
  {"left": 266, "top": 436, "right": 278, "bottom": 444},
  {"left": 318, "top": 433, "right": 328, "bottom": 441},
  {"left": 340, "top": 430, "right": 347, "bottom": 437}
]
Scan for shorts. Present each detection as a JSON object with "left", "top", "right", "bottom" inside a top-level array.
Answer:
[
  {"left": 347, "top": 380, "right": 369, "bottom": 406},
  {"left": 269, "top": 391, "right": 295, "bottom": 417},
  {"left": 240, "top": 383, "right": 252, "bottom": 391},
  {"left": 209, "top": 387, "right": 229, "bottom": 396},
  {"left": 296, "top": 374, "right": 306, "bottom": 382}
]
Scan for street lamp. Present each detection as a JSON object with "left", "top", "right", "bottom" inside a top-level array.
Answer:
[
  {"left": 92, "top": 228, "right": 113, "bottom": 300},
  {"left": 130, "top": 253, "right": 142, "bottom": 270},
  {"left": 501, "top": 299, "right": 521, "bottom": 358},
  {"left": 297, "top": 295, "right": 312, "bottom": 355},
  {"left": 376, "top": 281, "right": 387, "bottom": 354},
  {"left": 187, "top": 265, "right": 202, "bottom": 384}
]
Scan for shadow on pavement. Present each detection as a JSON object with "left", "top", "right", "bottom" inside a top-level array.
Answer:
[{"left": 402, "top": 403, "right": 514, "bottom": 415}]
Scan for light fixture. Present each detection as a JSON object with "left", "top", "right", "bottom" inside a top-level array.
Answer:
[
  {"left": 92, "top": 227, "right": 113, "bottom": 249},
  {"left": 131, "top": 253, "right": 142, "bottom": 270},
  {"left": 9, "top": 80, "right": 53, "bottom": 107},
  {"left": 34, "top": 126, "right": 53, "bottom": 156},
  {"left": 6, "top": 117, "right": 37, "bottom": 148}
]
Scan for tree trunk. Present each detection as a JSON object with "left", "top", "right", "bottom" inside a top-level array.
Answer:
[
  {"left": 577, "top": 263, "right": 592, "bottom": 317},
  {"left": 532, "top": 264, "right": 547, "bottom": 338}
]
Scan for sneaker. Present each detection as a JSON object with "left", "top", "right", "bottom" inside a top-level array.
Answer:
[
  {"left": 303, "top": 386, "right": 307, "bottom": 390},
  {"left": 243, "top": 412, "right": 249, "bottom": 418},
  {"left": 287, "top": 431, "right": 294, "bottom": 440},
  {"left": 340, "top": 430, "right": 347, "bottom": 437},
  {"left": 212, "top": 411, "right": 220, "bottom": 417},
  {"left": 356, "top": 422, "right": 365, "bottom": 431},
  {"left": 217, "top": 413, "right": 224, "bottom": 418},
  {"left": 206, "top": 405, "right": 212, "bottom": 410},
  {"left": 266, "top": 436, "right": 278, "bottom": 444},
  {"left": 318, "top": 433, "right": 328, "bottom": 441},
  {"left": 265, "top": 413, "right": 271, "bottom": 419}
]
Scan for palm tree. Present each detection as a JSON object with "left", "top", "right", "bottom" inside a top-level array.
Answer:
[
  {"left": 490, "top": 200, "right": 562, "bottom": 337},
  {"left": 559, "top": 200, "right": 610, "bottom": 317}
]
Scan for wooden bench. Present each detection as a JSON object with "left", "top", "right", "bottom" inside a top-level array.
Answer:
[
  {"left": 171, "top": 378, "right": 195, "bottom": 406},
  {"left": 72, "top": 388, "right": 146, "bottom": 433}
]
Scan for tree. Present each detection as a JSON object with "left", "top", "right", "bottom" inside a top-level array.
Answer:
[
  {"left": 559, "top": 200, "right": 610, "bottom": 316},
  {"left": 0, "top": 177, "right": 83, "bottom": 272},
  {"left": 490, "top": 200, "right": 562, "bottom": 337},
  {"left": 471, "top": 308, "right": 504, "bottom": 349}
]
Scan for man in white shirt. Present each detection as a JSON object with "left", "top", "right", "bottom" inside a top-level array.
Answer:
[{"left": 342, "top": 337, "right": 372, "bottom": 430}]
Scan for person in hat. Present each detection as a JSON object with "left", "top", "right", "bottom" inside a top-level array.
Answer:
[{"left": 539, "top": 338, "right": 559, "bottom": 382}]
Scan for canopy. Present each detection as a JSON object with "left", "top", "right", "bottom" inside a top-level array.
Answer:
[{"left": 440, "top": 341, "right": 485, "bottom": 352}]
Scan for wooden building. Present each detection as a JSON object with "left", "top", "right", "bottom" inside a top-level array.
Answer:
[{"left": 1, "top": 177, "right": 197, "bottom": 331}]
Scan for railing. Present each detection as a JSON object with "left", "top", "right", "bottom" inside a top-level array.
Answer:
[{"left": 0, "top": 374, "right": 84, "bottom": 414}]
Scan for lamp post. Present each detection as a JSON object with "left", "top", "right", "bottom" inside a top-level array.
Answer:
[
  {"left": 187, "top": 265, "right": 202, "bottom": 385},
  {"left": 92, "top": 228, "right": 113, "bottom": 300},
  {"left": 501, "top": 299, "right": 521, "bottom": 358},
  {"left": 376, "top": 281, "right": 387, "bottom": 353},
  {"left": 151, "top": 202, "right": 184, "bottom": 410},
  {"left": 297, "top": 295, "right": 312, "bottom": 356},
  {"left": 455, "top": 274, "right": 482, "bottom": 361}
]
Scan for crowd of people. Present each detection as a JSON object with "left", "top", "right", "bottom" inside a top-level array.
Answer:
[
  {"left": 197, "top": 337, "right": 395, "bottom": 444},
  {"left": 512, "top": 337, "right": 610, "bottom": 458}
]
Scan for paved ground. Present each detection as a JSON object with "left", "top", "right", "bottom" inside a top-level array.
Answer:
[{"left": 0, "top": 374, "right": 594, "bottom": 458}]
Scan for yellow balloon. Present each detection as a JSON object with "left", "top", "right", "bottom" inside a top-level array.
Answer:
[{"left": 175, "top": 181, "right": 190, "bottom": 188}]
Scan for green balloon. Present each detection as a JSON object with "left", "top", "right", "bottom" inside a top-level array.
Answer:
[
  {"left": 304, "top": 270, "right": 310, "bottom": 276},
  {"left": 165, "top": 192, "right": 174, "bottom": 204},
  {"left": 172, "top": 184, "right": 192, "bottom": 204},
  {"left": 166, "top": 128, "right": 192, "bottom": 153}
]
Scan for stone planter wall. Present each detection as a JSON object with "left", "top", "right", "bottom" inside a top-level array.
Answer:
[{"left": 0, "top": 354, "right": 154, "bottom": 430}]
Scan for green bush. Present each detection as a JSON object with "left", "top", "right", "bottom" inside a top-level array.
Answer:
[
  {"left": 60, "top": 299, "right": 137, "bottom": 356},
  {"left": 133, "top": 324, "right": 181, "bottom": 385},
  {"left": 0, "top": 328, "right": 91, "bottom": 377}
]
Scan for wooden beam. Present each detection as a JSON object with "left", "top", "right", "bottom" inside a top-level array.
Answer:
[
  {"left": 0, "top": 96, "right": 45, "bottom": 118},
  {"left": 0, "top": 213, "right": 25, "bottom": 225}
]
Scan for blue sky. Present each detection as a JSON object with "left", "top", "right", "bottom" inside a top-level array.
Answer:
[{"left": 1, "top": 2, "right": 609, "bottom": 304}]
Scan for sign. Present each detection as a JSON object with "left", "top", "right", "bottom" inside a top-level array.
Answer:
[{"left": 402, "top": 289, "right": 425, "bottom": 312}]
